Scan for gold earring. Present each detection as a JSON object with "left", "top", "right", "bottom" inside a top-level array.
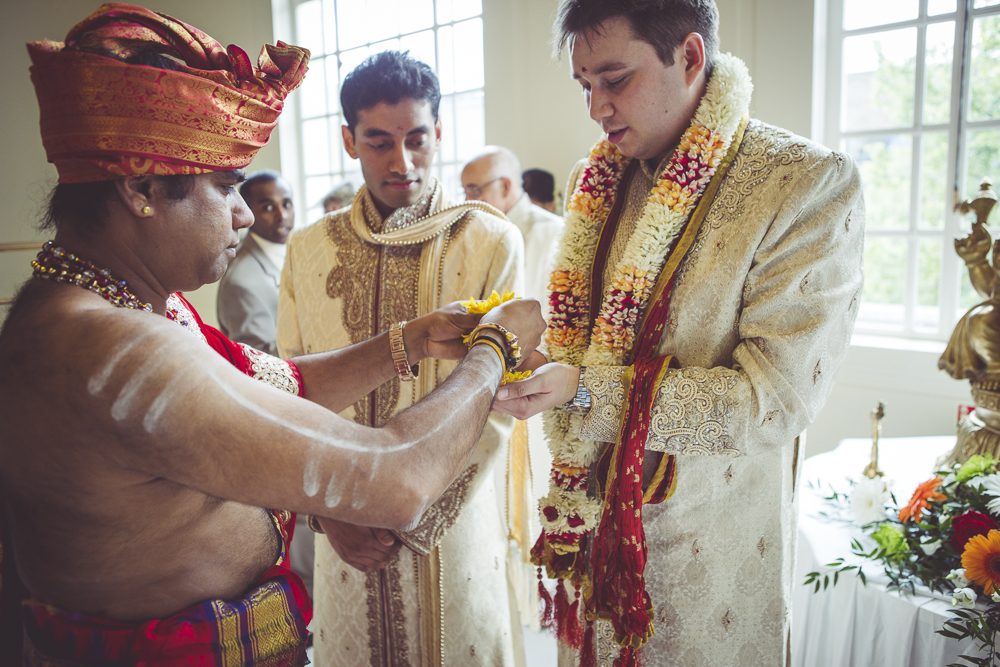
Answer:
[{"left": 142, "top": 206, "right": 151, "bottom": 215}]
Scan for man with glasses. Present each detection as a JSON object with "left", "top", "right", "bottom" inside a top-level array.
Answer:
[
  {"left": 277, "top": 51, "right": 527, "bottom": 667},
  {"left": 462, "top": 146, "right": 565, "bottom": 306}
]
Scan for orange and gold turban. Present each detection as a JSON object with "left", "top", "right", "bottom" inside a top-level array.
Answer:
[{"left": 27, "top": 3, "right": 309, "bottom": 183}]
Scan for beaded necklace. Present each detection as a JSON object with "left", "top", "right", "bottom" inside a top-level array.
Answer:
[{"left": 31, "top": 241, "right": 152, "bottom": 312}]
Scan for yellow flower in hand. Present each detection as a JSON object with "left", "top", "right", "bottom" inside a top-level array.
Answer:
[{"left": 461, "top": 290, "right": 518, "bottom": 314}]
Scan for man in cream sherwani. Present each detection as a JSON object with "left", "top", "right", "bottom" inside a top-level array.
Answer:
[
  {"left": 494, "top": 1, "right": 865, "bottom": 666},
  {"left": 277, "top": 51, "right": 526, "bottom": 667}
]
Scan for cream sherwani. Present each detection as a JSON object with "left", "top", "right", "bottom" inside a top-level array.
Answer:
[
  {"left": 560, "top": 120, "right": 864, "bottom": 666},
  {"left": 277, "top": 181, "right": 525, "bottom": 667}
]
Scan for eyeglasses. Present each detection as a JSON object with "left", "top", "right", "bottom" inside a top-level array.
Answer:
[{"left": 462, "top": 177, "right": 501, "bottom": 198}]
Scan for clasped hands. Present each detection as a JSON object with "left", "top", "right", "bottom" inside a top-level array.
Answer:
[{"left": 320, "top": 296, "right": 556, "bottom": 572}]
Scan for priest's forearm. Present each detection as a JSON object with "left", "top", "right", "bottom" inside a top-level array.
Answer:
[{"left": 291, "top": 330, "right": 400, "bottom": 413}]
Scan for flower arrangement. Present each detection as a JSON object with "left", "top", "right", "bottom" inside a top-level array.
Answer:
[{"left": 808, "top": 454, "right": 1000, "bottom": 666}]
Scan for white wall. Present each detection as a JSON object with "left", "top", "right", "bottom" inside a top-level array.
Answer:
[{"left": 0, "top": 0, "right": 280, "bottom": 328}]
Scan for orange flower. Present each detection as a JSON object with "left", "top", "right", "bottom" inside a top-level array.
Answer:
[
  {"left": 898, "top": 477, "right": 946, "bottom": 523},
  {"left": 963, "top": 529, "right": 1000, "bottom": 595}
]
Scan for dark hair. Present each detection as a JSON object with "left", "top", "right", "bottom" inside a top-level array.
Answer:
[
  {"left": 239, "top": 169, "right": 282, "bottom": 201},
  {"left": 340, "top": 51, "right": 441, "bottom": 133},
  {"left": 553, "top": 0, "right": 719, "bottom": 73},
  {"left": 522, "top": 169, "right": 556, "bottom": 203},
  {"left": 39, "top": 50, "right": 205, "bottom": 234}
]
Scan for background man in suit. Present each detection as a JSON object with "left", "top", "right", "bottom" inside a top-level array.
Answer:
[{"left": 217, "top": 170, "right": 294, "bottom": 356}]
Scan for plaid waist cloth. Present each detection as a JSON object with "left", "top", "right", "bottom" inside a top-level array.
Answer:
[{"left": 21, "top": 570, "right": 310, "bottom": 667}]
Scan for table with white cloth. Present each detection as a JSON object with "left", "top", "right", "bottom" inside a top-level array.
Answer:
[{"left": 791, "top": 435, "right": 989, "bottom": 667}]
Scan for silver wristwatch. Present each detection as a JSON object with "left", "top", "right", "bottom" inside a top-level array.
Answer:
[{"left": 563, "top": 367, "right": 591, "bottom": 414}]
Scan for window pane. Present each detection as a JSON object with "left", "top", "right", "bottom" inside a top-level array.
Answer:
[
  {"left": 453, "top": 19, "right": 484, "bottom": 92},
  {"left": 923, "top": 21, "right": 954, "bottom": 125},
  {"left": 438, "top": 25, "right": 455, "bottom": 95},
  {"left": 846, "top": 135, "right": 913, "bottom": 230},
  {"left": 928, "top": 0, "right": 956, "bottom": 14},
  {"left": 920, "top": 132, "right": 948, "bottom": 229},
  {"left": 860, "top": 236, "right": 907, "bottom": 331},
  {"left": 437, "top": 0, "right": 453, "bottom": 24},
  {"left": 296, "top": 0, "right": 325, "bottom": 56},
  {"left": 844, "top": 0, "right": 917, "bottom": 30},
  {"left": 401, "top": 30, "right": 436, "bottom": 69},
  {"left": 399, "top": 0, "right": 434, "bottom": 33},
  {"left": 454, "top": 90, "right": 485, "bottom": 161},
  {"left": 326, "top": 55, "right": 340, "bottom": 113},
  {"left": 968, "top": 14, "right": 1000, "bottom": 122},
  {"left": 298, "top": 56, "right": 327, "bottom": 118},
  {"left": 338, "top": 0, "right": 369, "bottom": 51},
  {"left": 366, "top": 0, "right": 400, "bottom": 43},
  {"left": 339, "top": 46, "right": 371, "bottom": 87},
  {"left": 302, "top": 118, "right": 331, "bottom": 176},
  {"left": 322, "top": 0, "right": 338, "bottom": 55},
  {"left": 438, "top": 94, "right": 457, "bottom": 163},
  {"left": 842, "top": 28, "right": 916, "bottom": 131},
  {"left": 452, "top": 0, "right": 482, "bottom": 22},
  {"left": 974, "top": 0, "right": 1000, "bottom": 7},
  {"left": 370, "top": 37, "right": 402, "bottom": 57},
  {"left": 328, "top": 115, "right": 343, "bottom": 174},
  {"left": 915, "top": 238, "right": 941, "bottom": 333},
  {"left": 965, "top": 128, "right": 1000, "bottom": 194}
]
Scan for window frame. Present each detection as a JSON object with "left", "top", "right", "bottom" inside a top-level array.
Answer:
[
  {"left": 272, "top": 0, "right": 487, "bottom": 225},
  {"left": 822, "top": 0, "right": 1000, "bottom": 340}
]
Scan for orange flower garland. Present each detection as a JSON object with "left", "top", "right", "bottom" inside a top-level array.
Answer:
[
  {"left": 962, "top": 529, "right": 1000, "bottom": 595},
  {"left": 899, "top": 477, "right": 947, "bottom": 523}
]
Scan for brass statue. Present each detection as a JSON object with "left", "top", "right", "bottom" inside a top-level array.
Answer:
[
  {"left": 939, "top": 178, "right": 1000, "bottom": 465},
  {"left": 863, "top": 402, "right": 886, "bottom": 479}
]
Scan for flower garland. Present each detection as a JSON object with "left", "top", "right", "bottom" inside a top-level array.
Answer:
[{"left": 536, "top": 53, "right": 753, "bottom": 579}]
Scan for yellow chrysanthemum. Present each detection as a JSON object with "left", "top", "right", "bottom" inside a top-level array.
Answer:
[
  {"left": 963, "top": 529, "right": 1000, "bottom": 595},
  {"left": 503, "top": 370, "right": 532, "bottom": 385},
  {"left": 462, "top": 290, "right": 517, "bottom": 314}
]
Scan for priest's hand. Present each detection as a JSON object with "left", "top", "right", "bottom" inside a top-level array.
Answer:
[
  {"left": 404, "top": 301, "right": 483, "bottom": 362},
  {"left": 491, "top": 362, "right": 580, "bottom": 419},
  {"left": 481, "top": 297, "right": 546, "bottom": 367},
  {"left": 313, "top": 516, "right": 402, "bottom": 572}
]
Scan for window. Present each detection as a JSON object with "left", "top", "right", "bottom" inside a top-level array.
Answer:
[
  {"left": 276, "top": 0, "right": 486, "bottom": 223},
  {"left": 823, "top": 0, "right": 1000, "bottom": 339}
]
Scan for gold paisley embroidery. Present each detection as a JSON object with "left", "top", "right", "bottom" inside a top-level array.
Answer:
[
  {"left": 364, "top": 556, "right": 412, "bottom": 667},
  {"left": 647, "top": 368, "right": 741, "bottom": 456},
  {"left": 581, "top": 365, "right": 628, "bottom": 443},
  {"left": 393, "top": 464, "right": 479, "bottom": 556},
  {"left": 165, "top": 293, "right": 208, "bottom": 344},
  {"left": 240, "top": 345, "right": 301, "bottom": 395}
]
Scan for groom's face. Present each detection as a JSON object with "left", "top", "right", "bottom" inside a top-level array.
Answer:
[
  {"left": 342, "top": 98, "right": 441, "bottom": 215},
  {"left": 569, "top": 17, "right": 704, "bottom": 165}
]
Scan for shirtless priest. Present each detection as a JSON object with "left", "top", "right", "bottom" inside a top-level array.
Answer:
[
  {"left": 494, "top": 1, "right": 865, "bottom": 666},
  {"left": 0, "top": 6, "right": 543, "bottom": 667},
  {"left": 277, "top": 51, "right": 526, "bottom": 667}
]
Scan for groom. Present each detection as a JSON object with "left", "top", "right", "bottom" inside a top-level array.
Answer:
[{"left": 494, "top": 1, "right": 865, "bottom": 665}]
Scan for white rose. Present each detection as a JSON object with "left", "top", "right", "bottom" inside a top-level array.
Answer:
[
  {"left": 849, "top": 477, "right": 892, "bottom": 526},
  {"left": 952, "top": 587, "right": 977, "bottom": 609},
  {"left": 919, "top": 540, "right": 942, "bottom": 556},
  {"left": 947, "top": 569, "right": 970, "bottom": 588}
]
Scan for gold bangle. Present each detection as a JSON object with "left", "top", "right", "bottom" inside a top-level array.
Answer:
[
  {"left": 472, "top": 338, "right": 507, "bottom": 373},
  {"left": 389, "top": 321, "right": 414, "bottom": 382},
  {"left": 467, "top": 323, "right": 522, "bottom": 366}
]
